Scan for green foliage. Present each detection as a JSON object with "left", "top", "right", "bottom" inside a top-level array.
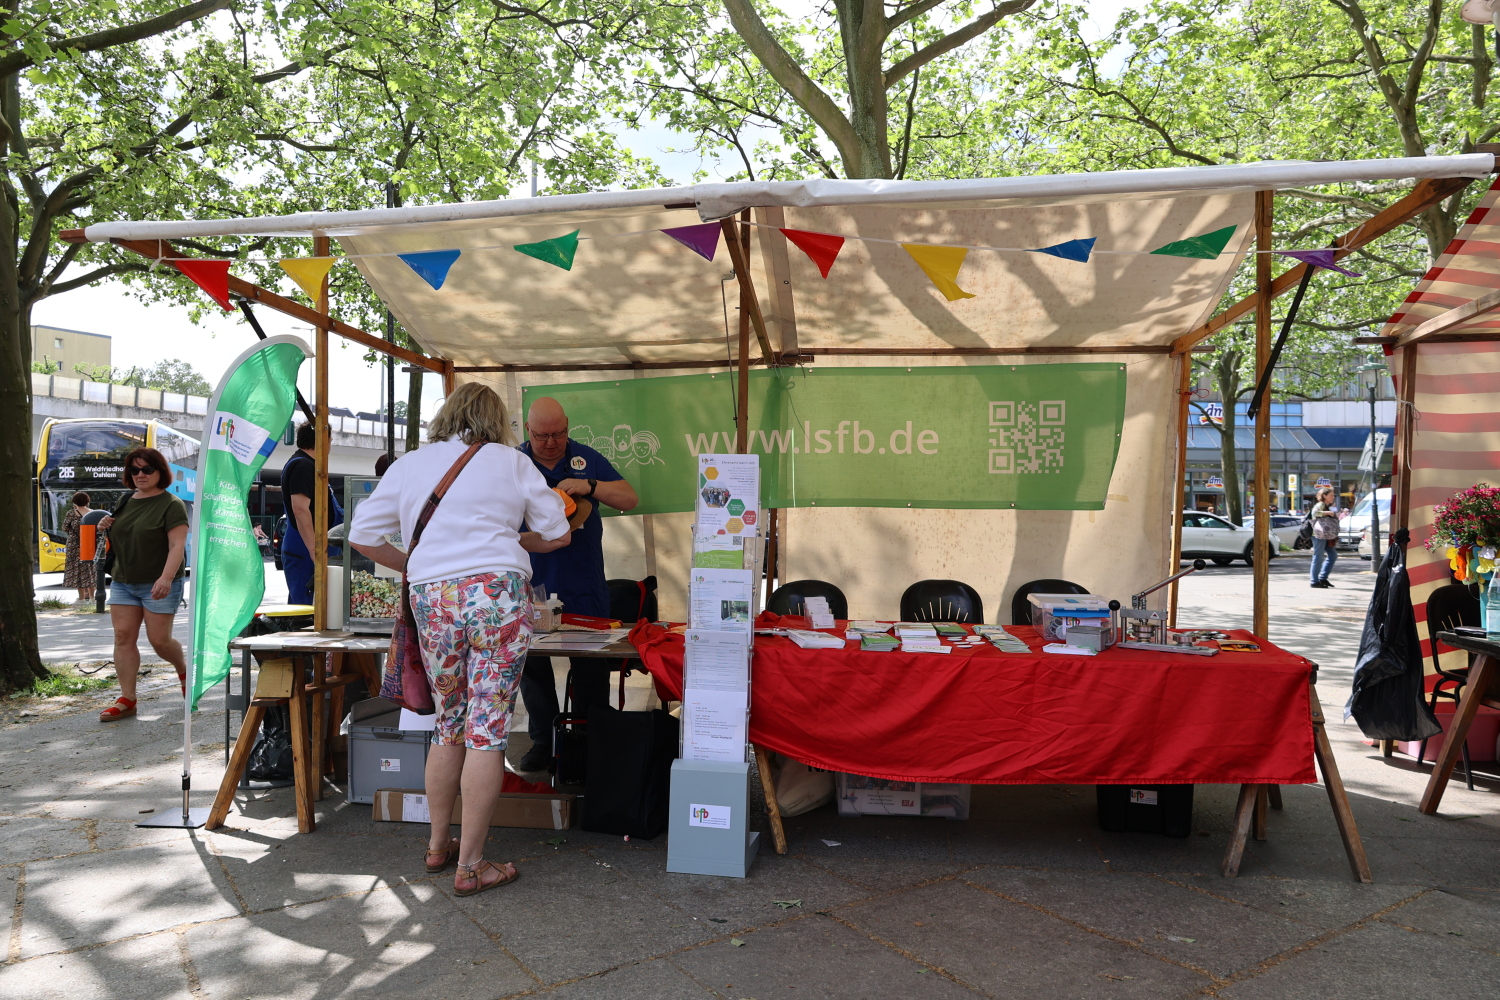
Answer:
[
  {"left": 27, "top": 670, "right": 114, "bottom": 698},
  {"left": 138, "top": 359, "right": 212, "bottom": 396},
  {"left": 31, "top": 358, "right": 60, "bottom": 374}
]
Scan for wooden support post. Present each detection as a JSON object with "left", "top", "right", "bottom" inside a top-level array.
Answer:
[
  {"left": 312, "top": 235, "right": 331, "bottom": 632},
  {"left": 442, "top": 358, "right": 456, "bottom": 396},
  {"left": 1267, "top": 784, "right": 1283, "bottom": 810},
  {"left": 753, "top": 744, "right": 788, "bottom": 855},
  {"left": 311, "top": 653, "right": 331, "bottom": 801},
  {"left": 1421, "top": 652, "right": 1496, "bottom": 814},
  {"left": 1394, "top": 345, "right": 1418, "bottom": 532},
  {"left": 289, "top": 657, "right": 316, "bottom": 833},
  {"left": 765, "top": 507, "right": 780, "bottom": 596},
  {"left": 1310, "top": 684, "right": 1373, "bottom": 882},
  {"left": 1252, "top": 191, "right": 1272, "bottom": 639},
  {"left": 1169, "top": 352, "right": 1191, "bottom": 627},
  {"left": 206, "top": 704, "right": 267, "bottom": 829},
  {"left": 1253, "top": 785, "right": 1270, "bottom": 841},
  {"left": 1221, "top": 783, "right": 1258, "bottom": 877},
  {"left": 735, "top": 214, "right": 752, "bottom": 454},
  {"left": 720, "top": 217, "right": 776, "bottom": 361}
]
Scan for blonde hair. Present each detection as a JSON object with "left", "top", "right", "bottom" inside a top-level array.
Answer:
[{"left": 428, "top": 382, "right": 511, "bottom": 445}]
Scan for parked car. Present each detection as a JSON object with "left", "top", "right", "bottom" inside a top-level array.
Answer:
[
  {"left": 1181, "top": 511, "right": 1277, "bottom": 566},
  {"left": 1341, "top": 488, "right": 1391, "bottom": 550},
  {"left": 1268, "top": 514, "right": 1307, "bottom": 551},
  {"left": 1357, "top": 522, "right": 1391, "bottom": 560}
]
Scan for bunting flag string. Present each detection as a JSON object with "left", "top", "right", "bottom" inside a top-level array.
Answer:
[
  {"left": 780, "top": 228, "right": 845, "bottom": 278},
  {"left": 902, "top": 244, "right": 975, "bottom": 301},
  {"left": 399, "top": 249, "right": 462, "bottom": 290},
  {"left": 278, "top": 257, "right": 335, "bottom": 301},
  {"left": 661, "top": 223, "right": 721, "bottom": 261},
  {"left": 159, "top": 218, "right": 1364, "bottom": 316},
  {"left": 169, "top": 259, "right": 232, "bottom": 311},
  {"left": 514, "top": 230, "right": 580, "bottom": 270}
]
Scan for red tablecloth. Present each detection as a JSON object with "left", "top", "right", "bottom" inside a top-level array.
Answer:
[{"left": 629, "top": 615, "right": 1315, "bottom": 785}]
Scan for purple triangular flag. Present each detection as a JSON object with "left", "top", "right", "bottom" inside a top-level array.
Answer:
[
  {"left": 661, "top": 223, "right": 721, "bottom": 261},
  {"left": 1276, "top": 249, "right": 1362, "bottom": 277}
]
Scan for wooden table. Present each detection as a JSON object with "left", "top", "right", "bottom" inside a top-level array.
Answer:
[
  {"left": 1420, "top": 631, "right": 1500, "bottom": 815},
  {"left": 207, "top": 631, "right": 385, "bottom": 833}
]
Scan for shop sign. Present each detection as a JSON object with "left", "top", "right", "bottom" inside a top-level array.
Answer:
[
  {"left": 1197, "top": 402, "right": 1224, "bottom": 425},
  {"left": 525, "top": 364, "right": 1127, "bottom": 513},
  {"left": 1205, "top": 475, "right": 1224, "bottom": 489}
]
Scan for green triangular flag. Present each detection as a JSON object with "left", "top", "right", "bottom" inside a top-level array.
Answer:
[
  {"left": 513, "top": 230, "right": 580, "bottom": 270},
  {"left": 1149, "top": 225, "right": 1237, "bottom": 260}
]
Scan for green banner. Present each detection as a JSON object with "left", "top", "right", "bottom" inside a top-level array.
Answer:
[
  {"left": 523, "top": 364, "right": 1126, "bottom": 514},
  {"left": 188, "top": 337, "right": 307, "bottom": 709}
]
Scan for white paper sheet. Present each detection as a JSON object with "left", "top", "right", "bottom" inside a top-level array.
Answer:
[
  {"left": 683, "top": 630, "right": 750, "bottom": 691},
  {"left": 681, "top": 689, "right": 749, "bottom": 762},
  {"left": 687, "top": 568, "right": 754, "bottom": 634}
]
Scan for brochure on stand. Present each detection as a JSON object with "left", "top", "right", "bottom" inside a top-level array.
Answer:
[
  {"left": 684, "top": 630, "right": 751, "bottom": 691},
  {"left": 688, "top": 568, "right": 755, "bottom": 634},
  {"left": 695, "top": 453, "right": 760, "bottom": 540}
]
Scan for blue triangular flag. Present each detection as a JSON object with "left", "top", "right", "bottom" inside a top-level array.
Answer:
[
  {"left": 398, "top": 249, "right": 461, "bottom": 290},
  {"left": 1027, "top": 237, "right": 1096, "bottom": 263}
]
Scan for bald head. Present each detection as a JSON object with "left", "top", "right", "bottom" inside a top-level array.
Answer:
[
  {"left": 527, "top": 397, "right": 567, "bottom": 427},
  {"left": 525, "top": 396, "right": 569, "bottom": 465}
]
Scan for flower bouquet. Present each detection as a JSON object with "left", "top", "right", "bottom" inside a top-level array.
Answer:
[{"left": 1425, "top": 483, "right": 1500, "bottom": 586}]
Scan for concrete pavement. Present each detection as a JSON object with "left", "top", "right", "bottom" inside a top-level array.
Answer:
[{"left": 4, "top": 552, "right": 1497, "bottom": 999}]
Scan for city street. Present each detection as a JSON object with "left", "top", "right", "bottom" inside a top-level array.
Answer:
[{"left": 4, "top": 553, "right": 1496, "bottom": 999}]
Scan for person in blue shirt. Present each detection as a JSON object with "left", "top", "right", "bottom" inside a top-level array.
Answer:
[{"left": 516, "top": 396, "right": 638, "bottom": 772}]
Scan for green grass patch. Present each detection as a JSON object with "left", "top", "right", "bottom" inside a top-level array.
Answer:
[
  {"left": 29, "top": 671, "right": 114, "bottom": 698},
  {"left": 35, "top": 596, "right": 71, "bottom": 611}
]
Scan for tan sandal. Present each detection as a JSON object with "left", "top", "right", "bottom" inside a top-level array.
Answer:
[
  {"left": 425, "top": 838, "right": 460, "bottom": 873},
  {"left": 99, "top": 697, "right": 137, "bottom": 722},
  {"left": 453, "top": 860, "right": 519, "bottom": 897}
]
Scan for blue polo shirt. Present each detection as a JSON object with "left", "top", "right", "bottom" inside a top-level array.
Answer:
[{"left": 519, "top": 439, "right": 623, "bottom": 618}]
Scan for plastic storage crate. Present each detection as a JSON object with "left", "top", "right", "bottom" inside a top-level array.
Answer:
[
  {"left": 834, "top": 773, "right": 971, "bottom": 819},
  {"left": 347, "top": 697, "right": 431, "bottom": 805}
]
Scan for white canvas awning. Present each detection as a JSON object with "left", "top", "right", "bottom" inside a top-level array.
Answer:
[{"left": 80, "top": 155, "right": 1494, "bottom": 368}]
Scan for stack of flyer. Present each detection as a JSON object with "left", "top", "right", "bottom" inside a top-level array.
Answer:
[
  {"left": 859, "top": 633, "right": 899, "bottom": 652},
  {"left": 974, "top": 625, "right": 1030, "bottom": 653},
  {"left": 895, "top": 622, "right": 947, "bottom": 654},
  {"left": 681, "top": 454, "right": 761, "bottom": 765},
  {"left": 802, "top": 595, "right": 837, "bottom": 629},
  {"left": 784, "top": 629, "right": 846, "bottom": 649}
]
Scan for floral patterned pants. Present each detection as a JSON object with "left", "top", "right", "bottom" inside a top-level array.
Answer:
[{"left": 410, "top": 571, "right": 532, "bottom": 750}]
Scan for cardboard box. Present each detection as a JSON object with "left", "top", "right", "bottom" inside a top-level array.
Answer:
[{"left": 372, "top": 788, "right": 576, "bottom": 830}]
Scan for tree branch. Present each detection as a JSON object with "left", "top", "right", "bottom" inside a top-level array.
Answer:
[
  {"left": 885, "top": 1, "right": 1035, "bottom": 89},
  {"left": 41, "top": 262, "right": 149, "bottom": 298},
  {"left": 886, "top": 0, "right": 950, "bottom": 31},
  {"left": 0, "top": 0, "right": 232, "bottom": 78},
  {"left": 722, "top": 0, "right": 860, "bottom": 164}
]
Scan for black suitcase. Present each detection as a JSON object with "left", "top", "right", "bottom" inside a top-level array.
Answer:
[
  {"left": 1096, "top": 784, "right": 1194, "bottom": 838},
  {"left": 581, "top": 705, "right": 679, "bottom": 839}
]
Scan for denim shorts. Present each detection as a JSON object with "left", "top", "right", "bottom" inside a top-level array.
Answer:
[{"left": 109, "top": 578, "right": 185, "bottom": 614}]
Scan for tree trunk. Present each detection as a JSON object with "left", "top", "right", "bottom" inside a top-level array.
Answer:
[
  {"left": 0, "top": 290, "right": 47, "bottom": 694},
  {"left": 834, "top": 0, "right": 893, "bottom": 178},
  {"left": 1215, "top": 351, "right": 1245, "bottom": 526}
]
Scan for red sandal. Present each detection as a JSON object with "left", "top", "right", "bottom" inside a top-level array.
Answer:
[
  {"left": 175, "top": 665, "right": 187, "bottom": 696},
  {"left": 99, "top": 697, "right": 137, "bottom": 722},
  {"left": 425, "top": 838, "right": 461, "bottom": 873},
  {"left": 453, "top": 860, "right": 520, "bottom": 897}
]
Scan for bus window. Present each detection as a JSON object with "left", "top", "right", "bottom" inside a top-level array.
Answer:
[
  {"left": 44, "top": 421, "right": 145, "bottom": 477},
  {"left": 153, "top": 423, "right": 200, "bottom": 502}
]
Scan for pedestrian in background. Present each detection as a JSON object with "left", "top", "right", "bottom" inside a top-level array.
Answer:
[
  {"left": 97, "top": 449, "right": 190, "bottom": 721},
  {"left": 1309, "top": 486, "right": 1340, "bottom": 589},
  {"left": 62, "top": 491, "right": 94, "bottom": 603}
]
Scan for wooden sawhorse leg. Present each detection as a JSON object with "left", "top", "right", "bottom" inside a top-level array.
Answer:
[
  {"left": 1223, "top": 683, "right": 1371, "bottom": 882},
  {"left": 753, "top": 744, "right": 788, "bottom": 855},
  {"left": 1420, "top": 652, "right": 1496, "bottom": 815},
  {"left": 289, "top": 655, "right": 316, "bottom": 833},
  {"left": 207, "top": 704, "right": 267, "bottom": 830}
]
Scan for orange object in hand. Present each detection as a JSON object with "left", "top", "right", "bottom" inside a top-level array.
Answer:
[{"left": 553, "top": 487, "right": 576, "bottom": 518}]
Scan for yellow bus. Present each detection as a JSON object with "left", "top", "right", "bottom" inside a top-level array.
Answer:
[{"left": 35, "top": 418, "right": 199, "bottom": 572}]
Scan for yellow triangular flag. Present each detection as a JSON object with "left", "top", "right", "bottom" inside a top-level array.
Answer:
[
  {"left": 278, "top": 257, "right": 335, "bottom": 302},
  {"left": 901, "top": 244, "right": 975, "bottom": 301}
]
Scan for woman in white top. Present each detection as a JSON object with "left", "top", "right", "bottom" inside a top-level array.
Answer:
[{"left": 349, "top": 382, "right": 571, "bottom": 896}]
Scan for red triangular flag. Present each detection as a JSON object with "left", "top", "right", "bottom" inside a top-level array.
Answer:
[
  {"left": 169, "top": 259, "right": 233, "bottom": 311},
  {"left": 780, "top": 228, "right": 844, "bottom": 279}
]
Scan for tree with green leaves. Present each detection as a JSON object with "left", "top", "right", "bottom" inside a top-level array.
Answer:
[{"left": 0, "top": 0, "right": 692, "bottom": 694}]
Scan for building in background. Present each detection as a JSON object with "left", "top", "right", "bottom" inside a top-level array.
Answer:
[{"left": 31, "top": 324, "right": 110, "bottom": 374}]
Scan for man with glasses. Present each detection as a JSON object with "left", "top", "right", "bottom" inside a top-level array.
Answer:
[{"left": 516, "top": 396, "right": 638, "bottom": 772}]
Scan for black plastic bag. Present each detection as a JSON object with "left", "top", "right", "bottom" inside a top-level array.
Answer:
[
  {"left": 1346, "top": 529, "right": 1442, "bottom": 741},
  {"left": 246, "top": 704, "right": 295, "bottom": 781},
  {"left": 581, "top": 705, "right": 678, "bottom": 839}
]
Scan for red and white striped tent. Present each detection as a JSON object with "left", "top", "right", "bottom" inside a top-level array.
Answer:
[{"left": 1379, "top": 176, "right": 1500, "bottom": 669}]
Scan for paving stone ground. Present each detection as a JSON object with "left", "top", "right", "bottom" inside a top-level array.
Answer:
[{"left": 6, "top": 556, "right": 1498, "bottom": 999}]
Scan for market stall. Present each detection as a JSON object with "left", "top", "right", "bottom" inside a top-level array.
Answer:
[{"left": 64, "top": 152, "right": 1497, "bottom": 875}]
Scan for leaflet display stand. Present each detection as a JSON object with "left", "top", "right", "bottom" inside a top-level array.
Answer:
[{"left": 667, "top": 453, "right": 761, "bottom": 878}]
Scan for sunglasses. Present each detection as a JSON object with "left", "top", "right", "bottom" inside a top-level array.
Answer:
[{"left": 129, "top": 466, "right": 157, "bottom": 476}]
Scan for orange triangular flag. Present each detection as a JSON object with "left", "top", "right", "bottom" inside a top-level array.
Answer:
[
  {"left": 901, "top": 244, "right": 974, "bottom": 301},
  {"left": 169, "top": 259, "right": 233, "bottom": 311},
  {"left": 278, "top": 257, "right": 335, "bottom": 302},
  {"left": 780, "top": 228, "right": 844, "bottom": 278}
]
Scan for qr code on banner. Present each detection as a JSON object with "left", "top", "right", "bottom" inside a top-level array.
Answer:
[{"left": 988, "top": 400, "right": 1066, "bottom": 474}]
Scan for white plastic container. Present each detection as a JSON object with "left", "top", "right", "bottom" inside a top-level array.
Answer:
[{"left": 1026, "top": 593, "right": 1114, "bottom": 646}]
